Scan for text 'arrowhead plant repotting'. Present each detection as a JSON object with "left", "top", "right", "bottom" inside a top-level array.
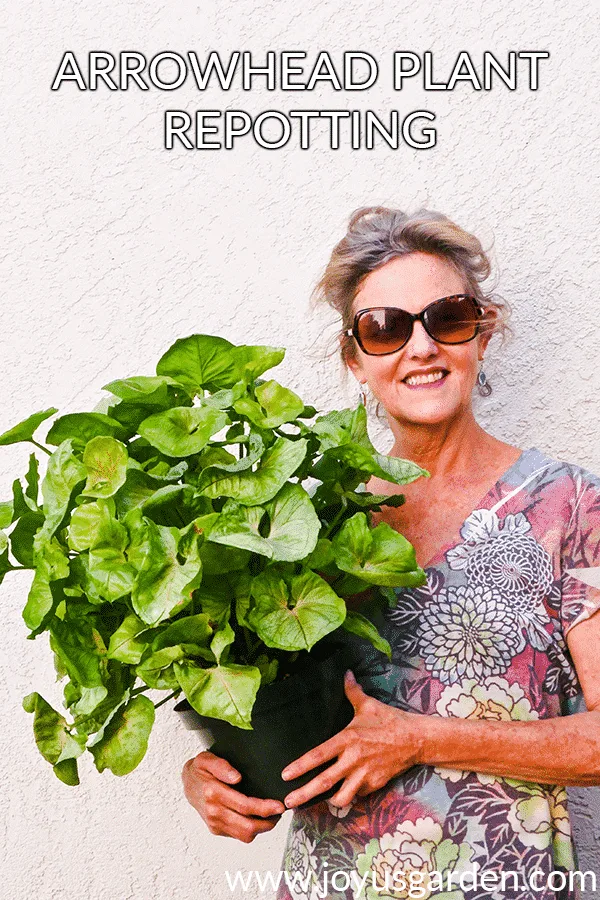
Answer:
[{"left": 0, "top": 334, "right": 428, "bottom": 784}]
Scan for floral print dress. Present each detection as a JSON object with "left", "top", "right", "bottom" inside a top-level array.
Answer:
[{"left": 277, "top": 447, "right": 600, "bottom": 900}]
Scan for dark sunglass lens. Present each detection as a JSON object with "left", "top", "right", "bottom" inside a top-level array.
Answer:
[
  {"left": 357, "top": 308, "right": 412, "bottom": 354},
  {"left": 426, "top": 296, "right": 479, "bottom": 343}
]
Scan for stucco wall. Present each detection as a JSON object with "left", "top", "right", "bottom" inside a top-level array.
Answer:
[{"left": 2, "top": 1, "right": 599, "bottom": 898}]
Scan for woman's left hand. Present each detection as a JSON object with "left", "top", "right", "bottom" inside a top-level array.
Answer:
[{"left": 281, "top": 670, "right": 425, "bottom": 809}]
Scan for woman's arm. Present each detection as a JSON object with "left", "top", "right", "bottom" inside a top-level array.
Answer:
[
  {"left": 422, "top": 611, "right": 600, "bottom": 786},
  {"left": 281, "top": 612, "right": 600, "bottom": 809}
]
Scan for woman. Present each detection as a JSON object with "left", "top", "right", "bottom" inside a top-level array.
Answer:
[{"left": 182, "top": 207, "right": 600, "bottom": 900}]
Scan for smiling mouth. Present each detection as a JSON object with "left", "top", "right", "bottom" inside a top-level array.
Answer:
[{"left": 402, "top": 369, "right": 449, "bottom": 388}]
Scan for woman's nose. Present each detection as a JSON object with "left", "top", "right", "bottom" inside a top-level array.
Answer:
[{"left": 405, "top": 320, "right": 439, "bottom": 355}]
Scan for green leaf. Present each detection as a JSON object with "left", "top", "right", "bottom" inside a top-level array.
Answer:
[
  {"left": 46, "top": 412, "right": 126, "bottom": 446},
  {"left": 12, "top": 477, "right": 38, "bottom": 519},
  {"left": 248, "top": 569, "right": 346, "bottom": 652},
  {"left": 313, "top": 405, "right": 428, "bottom": 487},
  {"left": 39, "top": 440, "right": 86, "bottom": 539},
  {"left": 23, "top": 570, "right": 55, "bottom": 630},
  {"left": 107, "top": 614, "right": 151, "bottom": 664},
  {"left": 25, "top": 454, "right": 40, "bottom": 505},
  {"left": 82, "top": 437, "right": 128, "bottom": 498},
  {"left": 22, "top": 537, "right": 70, "bottom": 629},
  {"left": 69, "top": 686, "right": 109, "bottom": 717},
  {"left": 207, "top": 502, "right": 272, "bottom": 558},
  {"left": 0, "top": 408, "right": 57, "bottom": 446},
  {"left": 140, "top": 484, "right": 210, "bottom": 527},
  {"left": 201, "top": 382, "right": 246, "bottom": 409},
  {"left": 87, "top": 518, "right": 137, "bottom": 602},
  {"left": 152, "top": 613, "right": 213, "bottom": 651},
  {"left": 156, "top": 334, "right": 241, "bottom": 392},
  {"left": 343, "top": 491, "right": 406, "bottom": 510},
  {"left": 312, "top": 405, "right": 371, "bottom": 451},
  {"left": 22, "top": 692, "right": 85, "bottom": 784},
  {"left": 90, "top": 694, "right": 155, "bottom": 776},
  {"left": 194, "top": 575, "right": 234, "bottom": 627},
  {"left": 156, "top": 334, "right": 286, "bottom": 392},
  {"left": 197, "top": 436, "right": 307, "bottom": 506},
  {"left": 102, "top": 375, "right": 179, "bottom": 404},
  {"left": 332, "top": 513, "right": 426, "bottom": 588},
  {"left": 341, "top": 610, "right": 392, "bottom": 659},
  {"left": 174, "top": 661, "right": 261, "bottom": 729},
  {"left": 0, "top": 500, "right": 13, "bottom": 528},
  {"left": 135, "top": 646, "right": 186, "bottom": 689},
  {"left": 68, "top": 498, "right": 115, "bottom": 551},
  {"left": 129, "top": 519, "right": 202, "bottom": 625},
  {"left": 210, "top": 621, "right": 235, "bottom": 665},
  {"left": 71, "top": 670, "right": 133, "bottom": 739},
  {"left": 234, "top": 380, "right": 304, "bottom": 428},
  {"left": 138, "top": 407, "right": 228, "bottom": 458},
  {"left": 372, "top": 453, "right": 429, "bottom": 486},
  {"left": 234, "top": 345, "right": 286, "bottom": 381},
  {"left": 49, "top": 617, "right": 107, "bottom": 688},
  {"left": 302, "top": 538, "right": 335, "bottom": 570},
  {"left": 113, "top": 466, "right": 188, "bottom": 516},
  {"left": 0, "top": 530, "right": 7, "bottom": 554},
  {"left": 326, "top": 443, "right": 426, "bottom": 487},
  {"left": 10, "top": 512, "right": 44, "bottom": 566},
  {"left": 263, "top": 483, "right": 320, "bottom": 562},
  {"left": 53, "top": 757, "right": 81, "bottom": 786},
  {"left": 255, "top": 654, "right": 279, "bottom": 686},
  {"left": 0, "top": 548, "right": 13, "bottom": 588},
  {"left": 198, "top": 432, "right": 264, "bottom": 475},
  {"left": 199, "top": 541, "right": 250, "bottom": 576},
  {"left": 234, "top": 571, "right": 252, "bottom": 628}
]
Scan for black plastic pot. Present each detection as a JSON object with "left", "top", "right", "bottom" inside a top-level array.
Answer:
[{"left": 174, "top": 646, "right": 355, "bottom": 807}]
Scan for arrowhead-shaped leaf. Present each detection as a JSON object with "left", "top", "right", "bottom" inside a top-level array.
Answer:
[
  {"left": 90, "top": 694, "right": 155, "bottom": 776},
  {"left": 332, "top": 513, "right": 426, "bottom": 588},
  {"left": 107, "top": 613, "right": 152, "bottom": 664},
  {"left": 263, "top": 483, "right": 320, "bottom": 562},
  {"left": 22, "top": 692, "right": 85, "bottom": 785},
  {"left": 138, "top": 407, "right": 228, "bottom": 457},
  {"left": 174, "top": 661, "right": 261, "bottom": 729},
  {"left": 39, "top": 440, "right": 87, "bottom": 539},
  {"left": 46, "top": 412, "right": 126, "bottom": 446},
  {"left": 82, "top": 436, "right": 129, "bottom": 498},
  {"left": 0, "top": 408, "right": 57, "bottom": 446},
  {"left": 129, "top": 518, "right": 201, "bottom": 625},
  {"left": 197, "top": 437, "right": 306, "bottom": 506},
  {"left": 342, "top": 610, "right": 392, "bottom": 658},
  {"left": 248, "top": 569, "right": 346, "bottom": 651}
]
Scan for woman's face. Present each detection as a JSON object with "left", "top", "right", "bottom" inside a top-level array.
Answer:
[{"left": 346, "top": 252, "right": 492, "bottom": 427}]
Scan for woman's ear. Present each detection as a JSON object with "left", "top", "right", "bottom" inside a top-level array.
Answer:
[
  {"left": 338, "top": 331, "right": 366, "bottom": 384},
  {"left": 345, "top": 352, "right": 366, "bottom": 386},
  {"left": 478, "top": 331, "right": 493, "bottom": 358}
]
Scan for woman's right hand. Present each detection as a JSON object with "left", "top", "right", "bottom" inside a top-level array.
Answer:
[{"left": 181, "top": 750, "right": 287, "bottom": 843}]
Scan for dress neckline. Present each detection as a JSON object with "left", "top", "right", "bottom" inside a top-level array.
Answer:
[{"left": 418, "top": 446, "right": 536, "bottom": 571}]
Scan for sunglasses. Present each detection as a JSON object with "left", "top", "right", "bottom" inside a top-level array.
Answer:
[{"left": 345, "top": 294, "right": 484, "bottom": 356}]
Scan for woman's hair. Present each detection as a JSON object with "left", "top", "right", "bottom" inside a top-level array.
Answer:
[{"left": 312, "top": 206, "right": 513, "bottom": 363}]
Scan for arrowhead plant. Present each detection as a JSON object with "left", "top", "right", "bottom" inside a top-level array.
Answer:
[{"left": 1, "top": 334, "right": 428, "bottom": 785}]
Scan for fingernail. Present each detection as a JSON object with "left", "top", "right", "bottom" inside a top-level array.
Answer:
[
  {"left": 281, "top": 769, "right": 291, "bottom": 781},
  {"left": 345, "top": 669, "right": 356, "bottom": 682}
]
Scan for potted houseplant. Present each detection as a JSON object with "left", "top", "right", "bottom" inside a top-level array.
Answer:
[{"left": 1, "top": 334, "right": 427, "bottom": 798}]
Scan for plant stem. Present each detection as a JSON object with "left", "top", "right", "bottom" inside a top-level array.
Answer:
[
  {"left": 324, "top": 497, "right": 348, "bottom": 539},
  {"left": 154, "top": 690, "right": 180, "bottom": 709},
  {"left": 29, "top": 439, "right": 52, "bottom": 456},
  {"left": 131, "top": 685, "right": 148, "bottom": 697}
]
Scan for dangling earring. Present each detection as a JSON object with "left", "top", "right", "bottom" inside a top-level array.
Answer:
[
  {"left": 359, "top": 383, "right": 368, "bottom": 407},
  {"left": 477, "top": 360, "right": 492, "bottom": 397}
]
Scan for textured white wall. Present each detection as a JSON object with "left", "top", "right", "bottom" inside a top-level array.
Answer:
[{"left": 2, "top": 1, "right": 599, "bottom": 898}]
